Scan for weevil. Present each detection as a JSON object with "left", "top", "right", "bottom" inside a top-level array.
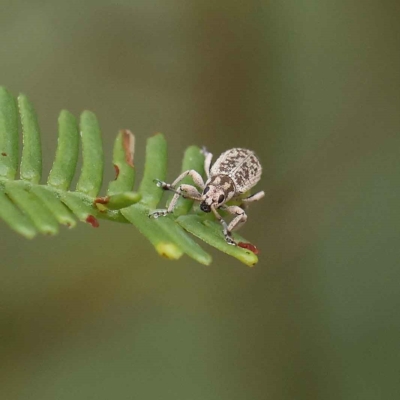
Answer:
[{"left": 148, "top": 147, "right": 265, "bottom": 245}]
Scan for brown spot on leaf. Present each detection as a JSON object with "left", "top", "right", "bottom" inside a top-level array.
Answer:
[
  {"left": 94, "top": 196, "right": 109, "bottom": 205},
  {"left": 1, "top": 152, "right": 6, "bottom": 156},
  {"left": 86, "top": 215, "right": 99, "bottom": 228},
  {"left": 122, "top": 129, "right": 135, "bottom": 168},
  {"left": 238, "top": 242, "right": 259, "bottom": 255},
  {"left": 114, "top": 164, "right": 120, "bottom": 179}
]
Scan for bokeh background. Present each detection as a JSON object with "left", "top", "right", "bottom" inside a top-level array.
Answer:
[{"left": 1, "top": 1, "right": 400, "bottom": 399}]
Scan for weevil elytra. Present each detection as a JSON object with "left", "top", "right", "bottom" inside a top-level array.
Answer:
[{"left": 148, "top": 147, "right": 265, "bottom": 245}]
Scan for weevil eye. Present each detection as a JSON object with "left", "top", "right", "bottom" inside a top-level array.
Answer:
[
  {"left": 218, "top": 194, "right": 225, "bottom": 203},
  {"left": 203, "top": 186, "right": 210, "bottom": 195}
]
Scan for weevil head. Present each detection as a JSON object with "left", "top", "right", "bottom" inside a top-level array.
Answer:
[{"left": 200, "top": 175, "right": 236, "bottom": 213}]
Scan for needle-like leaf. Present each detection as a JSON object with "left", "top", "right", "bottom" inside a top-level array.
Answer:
[
  {"left": 18, "top": 94, "right": 42, "bottom": 183},
  {"left": 76, "top": 111, "right": 104, "bottom": 197},
  {"left": 48, "top": 110, "right": 79, "bottom": 190},
  {"left": 0, "top": 87, "right": 19, "bottom": 179},
  {"left": 107, "top": 129, "right": 135, "bottom": 195}
]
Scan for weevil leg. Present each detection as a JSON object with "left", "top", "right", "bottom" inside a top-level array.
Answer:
[
  {"left": 236, "top": 190, "right": 265, "bottom": 210},
  {"left": 153, "top": 179, "right": 179, "bottom": 193},
  {"left": 153, "top": 169, "right": 205, "bottom": 193},
  {"left": 241, "top": 191, "right": 265, "bottom": 204},
  {"left": 149, "top": 184, "right": 202, "bottom": 218},
  {"left": 211, "top": 206, "right": 237, "bottom": 245},
  {"left": 201, "top": 146, "right": 213, "bottom": 179},
  {"left": 221, "top": 205, "right": 248, "bottom": 234},
  {"left": 150, "top": 171, "right": 204, "bottom": 218},
  {"left": 171, "top": 170, "right": 205, "bottom": 189},
  {"left": 167, "top": 184, "right": 202, "bottom": 212}
]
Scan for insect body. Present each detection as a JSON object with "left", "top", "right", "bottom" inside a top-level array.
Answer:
[{"left": 149, "top": 147, "right": 265, "bottom": 245}]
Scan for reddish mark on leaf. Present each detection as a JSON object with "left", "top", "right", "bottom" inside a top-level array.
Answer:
[
  {"left": 1, "top": 152, "right": 7, "bottom": 156},
  {"left": 114, "top": 164, "right": 120, "bottom": 179},
  {"left": 86, "top": 215, "right": 99, "bottom": 228},
  {"left": 238, "top": 242, "right": 259, "bottom": 255},
  {"left": 122, "top": 129, "right": 135, "bottom": 167},
  {"left": 94, "top": 196, "right": 109, "bottom": 205}
]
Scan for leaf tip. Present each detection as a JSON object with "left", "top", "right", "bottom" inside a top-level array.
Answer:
[
  {"left": 0, "top": 86, "right": 10, "bottom": 96},
  {"left": 155, "top": 241, "right": 183, "bottom": 260},
  {"left": 151, "top": 132, "right": 166, "bottom": 143},
  {"left": 17, "top": 92, "right": 28, "bottom": 102},
  {"left": 81, "top": 109, "right": 95, "bottom": 118}
]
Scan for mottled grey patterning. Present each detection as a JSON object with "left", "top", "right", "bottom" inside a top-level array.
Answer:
[{"left": 210, "top": 148, "right": 262, "bottom": 194}]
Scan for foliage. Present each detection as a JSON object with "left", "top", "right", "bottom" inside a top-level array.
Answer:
[{"left": 0, "top": 87, "right": 258, "bottom": 266}]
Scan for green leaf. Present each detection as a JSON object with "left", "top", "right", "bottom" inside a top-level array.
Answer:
[
  {"left": 5, "top": 182, "right": 59, "bottom": 235},
  {"left": 30, "top": 186, "right": 76, "bottom": 227},
  {"left": 76, "top": 111, "right": 104, "bottom": 197},
  {"left": 107, "top": 129, "right": 135, "bottom": 195},
  {"left": 18, "top": 94, "right": 42, "bottom": 183},
  {"left": 0, "top": 87, "right": 19, "bottom": 179},
  {"left": 48, "top": 110, "right": 79, "bottom": 190},
  {"left": 177, "top": 215, "right": 259, "bottom": 267},
  {"left": 0, "top": 190, "right": 37, "bottom": 238},
  {"left": 94, "top": 192, "right": 142, "bottom": 210},
  {"left": 138, "top": 133, "right": 167, "bottom": 208},
  {"left": 122, "top": 204, "right": 184, "bottom": 260}
]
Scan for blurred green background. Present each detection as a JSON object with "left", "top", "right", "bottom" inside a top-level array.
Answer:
[{"left": 1, "top": 1, "right": 400, "bottom": 399}]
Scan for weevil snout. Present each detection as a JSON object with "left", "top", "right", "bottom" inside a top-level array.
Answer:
[
  {"left": 200, "top": 202, "right": 211, "bottom": 213},
  {"left": 200, "top": 184, "right": 228, "bottom": 213}
]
